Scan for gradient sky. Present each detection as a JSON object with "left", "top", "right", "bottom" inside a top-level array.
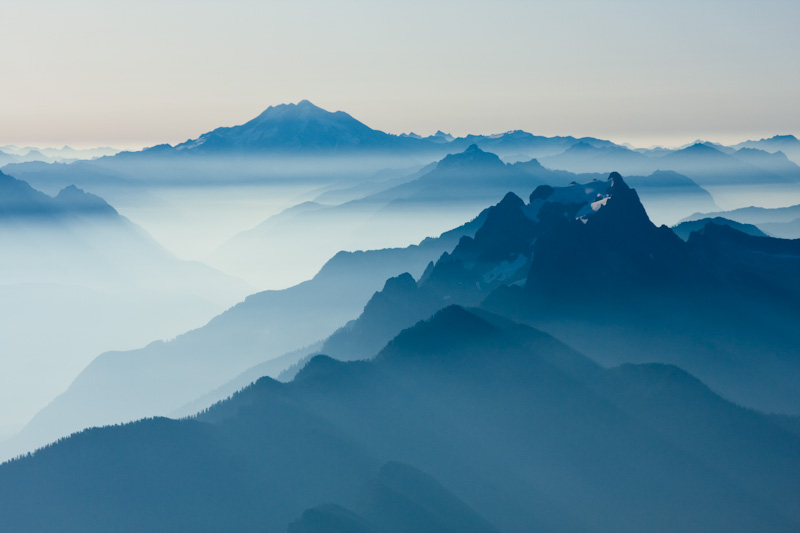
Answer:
[{"left": 1, "top": 0, "right": 798, "bottom": 149}]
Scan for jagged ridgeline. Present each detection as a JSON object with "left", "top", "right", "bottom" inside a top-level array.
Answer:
[{"left": 1, "top": 173, "right": 799, "bottom": 532}]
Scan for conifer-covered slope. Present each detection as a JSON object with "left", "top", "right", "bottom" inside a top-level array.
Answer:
[{"left": 1, "top": 307, "right": 797, "bottom": 533}]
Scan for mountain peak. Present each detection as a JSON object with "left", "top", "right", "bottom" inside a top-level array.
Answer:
[
  {"left": 377, "top": 305, "right": 498, "bottom": 363},
  {"left": 567, "top": 141, "right": 596, "bottom": 152},
  {"left": 253, "top": 100, "right": 331, "bottom": 122},
  {"left": 465, "top": 143, "right": 482, "bottom": 153},
  {"left": 175, "top": 100, "right": 416, "bottom": 154},
  {"left": 683, "top": 142, "right": 723, "bottom": 154},
  {"left": 499, "top": 191, "right": 525, "bottom": 209},
  {"left": 435, "top": 145, "right": 503, "bottom": 171},
  {"left": 769, "top": 134, "right": 799, "bottom": 142},
  {"left": 54, "top": 185, "right": 117, "bottom": 216},
  {"left": 607, "top": 171, "right": 630, "bottom": 191}
]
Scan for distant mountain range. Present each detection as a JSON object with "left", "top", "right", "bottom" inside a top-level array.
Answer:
[
  {"left": 0, "top": 171, "right": 116, "bottom": 221},
  {"left": 0, "top": 210, "right": 488, "bottom": 460},
  {"left": 209, "top": 145, "right": 718, "bottom": 287},
  {"left": 2, "top": 158, "right": 800, "bottom": 531},
  {"left": 682, "top": 203, "right": 800, "bottom": 239},
  {"left": 541, "top": 141, "right": 800, "bottom": 196},
  {"left": 671, "top": 217, "right": 768, "bottom": 241},
  {"left": 9, "top": 169, "right": 800, "bottom": 459},
  {"left": 3, "top": 101, "right": 800, "bottom": 533},
  {"left": 0, "top": 171, "right": 250, "bottom": 435},
  {"left": 303, "top": 173, "right": 800, "bottom": 413},
  {"left": 734, "top": 134, "right": 800, "bottom": 163},
  {"left": 0, "top": 145, "right": 119, "bottom": 166},
  {"left": 2, "top": 100, "right": 797, "bottom": 201},
  {"left": 0, "top": 170, "right": 244, "bottom": 292},
  {"left": 173, "top": 100, "right": 434, "bottom": 155}
]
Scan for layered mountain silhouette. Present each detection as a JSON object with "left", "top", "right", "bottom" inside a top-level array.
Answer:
[
  {"left": 734, "top": 134, "right": 800, "bottom": 164},
  {"left": 539, "top": 141, "right": 653, "bottom": 175},
  {"left": 660, "top": 142, "right": 794, "bottom": 186},
  {"left": 6, "top": 100, "right": 790, "bottom": 203},
  {"left": 0, "top": 171, "right": 250, "bottom": 440},
  {"left": 0, "top": 145, "right": 118, "bottom": 165},
  {"left": 1, "top": 101, "right": 445, "bottom": 197},
  {"left": 288, "top": 461, "right": 499, "bottom": 533},
  {"left": 671, "top": 217, "right": 768, "bottom": 240},
  {"left": 0, "top": 170, "right": 244, "bottom": 292},
  {"left": 1, "top": 212, "right": 486, "bottom": 461},
  {"left": 445, "top": 131, "right": 617, "bottom": 162},
  {"left": 210, "top": 145, "right": 717, "bottom": 286},
  {"left": 10, "top": 168, "right": 798, "bottom": 461},
  {"left": 0, "top": 170, "right": 118, "bottom": 220},
  {"left": 2, "top": 146, "right": 800, "bottom": 532},
  {"left": 1, "top": 307, "right": 797, "bottom": 532},
  {"left": 682, "top": 203, "right": 800, "bottom": 239},
  {"left": 302, "top": 173, "right": 800, "bottom": 413},
  {"left": 538, "top": 140, "right": 800, "bottom": 210},
  {"left": 4, "top": 104, "right": 800, "bottom": 530}
]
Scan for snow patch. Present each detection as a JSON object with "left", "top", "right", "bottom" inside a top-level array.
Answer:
[{"left": 591, "top": 196, "right": 610, "bottom": 212}]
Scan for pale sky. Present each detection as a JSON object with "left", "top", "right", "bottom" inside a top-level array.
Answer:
[{"left": 1, "top": 0, "right": 798, "bottom": 149}]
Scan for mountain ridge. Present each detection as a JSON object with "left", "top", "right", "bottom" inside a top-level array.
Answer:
[{"left": 2, "top": 306, "right": 798, "bottom": 532}]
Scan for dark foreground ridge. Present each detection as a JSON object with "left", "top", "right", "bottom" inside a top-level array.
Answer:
[{"left": 0, "top": 305, "right": 798, "bottom": 532}]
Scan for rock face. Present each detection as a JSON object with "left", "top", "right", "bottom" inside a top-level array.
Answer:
[{"left": 323, "top": 172, "right": 800, "bottom": 413}]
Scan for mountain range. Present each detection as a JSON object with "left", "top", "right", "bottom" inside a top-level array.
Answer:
[
  {"left": 2, "top": 101, "right": 800, "bottom": 532},
  {"left": 682, "top": 203, "right": 800, "bottom": 239},
  {"left": 0, "top": 170, "right": 249, "bottom": 435},
  {"left": 540, "top": 140, "right": 800, "bottom": 208},
  {"left": 297, "top": 173, "right": 800, "bottom": 413},
  {"left": 0, "top": 102, "right": 794, "bottom": 278},
  {"left": 3, "top": 100, "right": 797, "bottom": 200},
  {"left": 734, "top": 134, "right": 800, "bottom": 163},
  {"left": 8, "top": 170, "right": 800, "bottom": 460},
  {"left": 0, "top": 145, "right": 119, "bottom": 166},
  {"left": 671, "top": 217, "right": 768, "bottom": 240},
  {"left": 0, "top": 210, "right": 487, "bottom": 460},
  {"left": 209, "top": 144, "right": 718, "bottom": 287},
  {"left": 1, "top": 306, "right": 797, "bottom": 532}
]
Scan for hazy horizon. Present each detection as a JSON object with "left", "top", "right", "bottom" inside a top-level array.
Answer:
[
  {"left": 3, "top": 106, "right": 798, "bottom": 155},
  {"left": 2, "top": 0, "right": 799, "bottom": 150}
]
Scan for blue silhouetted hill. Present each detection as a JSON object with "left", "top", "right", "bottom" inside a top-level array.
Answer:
[
  {"left": 4, "top": 209, "right": 488, "bottom": 460},
  {"left": 316, "top": 190, "right": 537, "bottom": 365},
  {"left": 540, "top": 141, "right": 654, "bottom": 175},
  {"left": 314, "top": 172, "right": 800, "bottom": 413},
  {"left": 172, "top": 100, "right": 434, "bottom": 156},
  {"left": 686, "top": 222, "right": 800, "bottom": 303},
  {"left": 0, "top": 170, "right": 245, "bottom": 293},
  {"left": 659, "top": 142, "right": 792, "bottom": 187},
  {"left": 0, "top": 171, "right": 117, "bottom": 220},
  {"left": 288, "top": 461, "right": 499, "bottom": 533},
  {"left": 1, "top": 307, "right": 798, "bottom": 532},
  {"left": 0, "top": 171, "right": 253, "bottom": 442},
  {"left": 681, "top": 203, "right": 800, "bottom": 239},
  {"left": 211, "top": 144, "right": 717, "bottom": 285},
  {"left": 671, "top": 217, "right": 768, "bottom": 241},
  {"left": 734, "top": 134, "right": 800, "bottom": 164}
]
